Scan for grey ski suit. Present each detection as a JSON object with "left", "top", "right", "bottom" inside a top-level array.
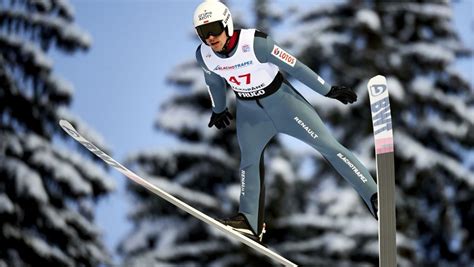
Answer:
[{"left": 196, "top": 29, "right": 377, "bottom": 235}]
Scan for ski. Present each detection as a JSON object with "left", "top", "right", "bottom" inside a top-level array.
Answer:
[
  {"left": 367, "top": 75, "right": 397, "bottom": 267},
  {"left": 59, "top": 120, "right": 297, "bottom": 267}
]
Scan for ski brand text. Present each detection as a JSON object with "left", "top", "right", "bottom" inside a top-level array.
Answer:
[
  {"left": 337, "top": 153, "right": 368, "bottom": 183},
  {"left": 371, "top": 96, "right": 392, "bottom": 135}
]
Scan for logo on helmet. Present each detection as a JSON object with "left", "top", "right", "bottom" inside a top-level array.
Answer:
[
  {"left": 198, "top": 11, "right": 212, "bottom": 21},
  {"left": 223, "top": 13, "right": 230, "bottom": 25}
]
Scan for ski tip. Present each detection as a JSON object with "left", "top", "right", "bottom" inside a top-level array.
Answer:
[
  {"left": 59, "top": 119, "right": 75, "bottom": 131},
  {"left": 368, "top": 75, "right": 387, "bottom": 85},
  {"left": 59, "top": 119, "right": 69, "bottom": 127}
]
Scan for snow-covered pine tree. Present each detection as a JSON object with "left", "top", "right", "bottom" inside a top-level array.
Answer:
[
  {"left": 281, "top": 0, "right": 473, "bottom": 266},
  {"left": 0, "top": 1, "right": 115, "bottom": 266},
  {"left": 118, "top": 1, "right": 390, "bottom": 267}
]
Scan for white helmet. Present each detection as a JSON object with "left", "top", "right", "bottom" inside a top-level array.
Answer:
[{"left": 193, "top": 0, "right": 234, "bottom": 43}]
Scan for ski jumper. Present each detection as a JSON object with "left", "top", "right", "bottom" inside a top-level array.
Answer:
[{"left": 196, "top": 29, "right": 377, "bottom": 236}]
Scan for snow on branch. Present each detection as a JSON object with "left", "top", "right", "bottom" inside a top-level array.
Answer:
[
  {"left": 2, "top": 224, "right": 73, "bottom": 266},
  {"left": 30, "top": 146, "right": 93, "bottom": 195},
  {"left": 411, "top": 77, "right": 474, "bottom": 124},
  {"left": 154, "top": 240, "right": 224, "bottom": 260},
  {"left": 54, "top": 145, "right": 116, "bottom": 192},
  {"left": 143, "top": 173, "right": 220, "bottom": 210},
  {"left": 382, "top": 3, "right": 452, "bottom": 20},
  {"left": 0, "top": 193, "right": 15, "bottom": 214},
  {"left": 396, "top": 131, "right": 474, "bottom": 186},
  {"left": 156, "top": 103, "right": 218, "bottom": 140},
  {"left": 355, "top": 9, "right": 381, "bottom": 32},
  {"left": 399, "top": 42, "right": 455, "bottom": 65},
  {"left": 0, "top": 33, "right": 53, "bottom": 70},
  {"left": 0, "top": 9, "right": 91, "bottom": 49},
  {"left": 3, "top": 157, "right": 49, "bottom": 203}
]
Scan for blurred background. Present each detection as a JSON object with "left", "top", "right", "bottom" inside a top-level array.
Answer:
[{"left": 1, "top": 0, "right": 473, "bottom": 266}]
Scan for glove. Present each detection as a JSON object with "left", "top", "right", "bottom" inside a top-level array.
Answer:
[
  {"left": 325, "top": 85, "right": 357, "bottom": 104},
  {"left": 208, "top": 108, "right": 234, "bottom": 129}
]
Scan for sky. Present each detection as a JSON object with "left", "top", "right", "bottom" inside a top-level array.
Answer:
[{"left": 49, "top": 0, "right": 473, "bottom": 262}]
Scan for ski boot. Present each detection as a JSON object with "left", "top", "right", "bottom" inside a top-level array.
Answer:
[
  {"left": 370, "top": 192, "right": 379, "bottom": 220},
  {"left": 217, "top": 213, "right": 266, "bottom": 243}
]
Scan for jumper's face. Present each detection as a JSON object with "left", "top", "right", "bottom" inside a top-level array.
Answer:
[
  {"left": 206, "top": 30, "right": 227, "bottom": 52},
  {"left": 196, "top": 21, "right": 227, "bottom": 52}
]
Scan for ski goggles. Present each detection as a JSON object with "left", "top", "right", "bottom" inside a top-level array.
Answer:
[{"left": 196, "top": 21, "right": 225, "bottom": 41}]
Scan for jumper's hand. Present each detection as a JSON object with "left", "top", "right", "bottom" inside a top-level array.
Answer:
[
  {"left": 208, "top": 108, "right": 234, "bottom": 129},
  {"left": 325, "top": 85, "right": 357, "bottom": 104}
]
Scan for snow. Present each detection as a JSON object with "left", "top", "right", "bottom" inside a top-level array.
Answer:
[
  {"left": 400, "top": 42, "right": 455, "bottom": 64},
  {"left": 396, "top": 131, "right": 474, "bottom": 186},
  {"left": 297, "top": 155, "right": 317, "bottom": 181},
  {"left": 47, "top": 74, "right": 75, "bottom": 96},
  {"left": 0, "top": 34, "right": 53, "bottom": 69},
  {"left": 268, "top": 156, "right": 295, "bottom": 183},
  {"left": 155, "top": 241, "right": 223, "bottom": 259},
  {"left": 281, "top": 16, "right": 349, "bottom": 57},
  {"left": 356, "top": 9, "right": 380, "bottom": 31},
  {"left": 146, "top": 173, "right": 220, "bottom": 209},
  {"left": 226, "top": 184, "right": 241, "bottom": 203},
  {"left": 3, "top": 224, "right": 73, "bottom": 266},
  {"left": 32, "top": 13, "right": 92, "bottom": 47},
  {"left": 410, "top": 76, "right": 474, "bottom": 124},
  {"left": 386, "top": 76, "right": 405, "bottom": 101},
  {"left": 121, "top": 218, "right": 193, "bottom": 254},
  {"left": 317, "top": 32, "right": 351, "bottom": 57},
  {"left": 295, "top": 4, "right": 339, "bottom": 21},
  {"left": 24, "top": 233, "right": 73, "bottom": 266},
  {"left": 30, "top": 0, "right": 52, "bottom": 11},
  {"left": 167, "top": 61, "right": 206, "bottom": 93},
  {"left": 343, "top": 216, "right": 378, "bottom": 236},
  {"left": 25, "top": 134, "right": 106, "bottom": 194},
  {"left": 277, "top": 233, "right": 356, "bottom": 254},
  {"left": 389, "top": 53, "right": 402, "bottom": 68},
  {"left": 56, "top": 0, "right": 76, "bottom": 19},
  {"left": 4, "top": 157, "right": 49, "bottom": 203},
  {"left": 383, "top": 3, "right": 452, "bottom": 19},
  {"left": 0, "top": 193, "right": 15, "bottom": 214},
  {"left": 85, "top": 243, "right": 108, "bottom": 263},
  {"left": 55, "top": 146, "right": 116, "bottom": 191},
  {"left": 31, "top": 147, "right": 93, "bottom": 195},
  {"left": 325, "top": 232, "right": 357, "bottom": 253},
  {"left": 64, "top": 209, "right": 101, "bottom": 236},
  {"left": 410, "top": 76, "right": 433, "bottom": 96},
  {"left": 129, "top": 143, "right": 238, "bottom": 169},
  {"left": 422, "top": 114, "right": 469, "bottom": 138},
  {"left": 1, "top": 132, "right": 23, "bottom": 155},
  {"left": 1, "top": 8, "right": 90, "bottom": 50},
  {"left": 276, "top": 213, "right": 336, "bottom": 229},
  {"left": 319, "top": 187, "right": 361, "bottom": 216},
  {"left": 208, "top": 255, "right": 243, "bottom": 267},
  {"left": 41, "top": 206, "right": 74, "bottom": 236},
  {"left": 121, "top": 220, "right": 161, "bottom": 253},
  {"left": 354, "top": 136, "right": 376, "bottom": 172},
  {"left": 156, "top": 104, "right": 217, "bottom": 140}
]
